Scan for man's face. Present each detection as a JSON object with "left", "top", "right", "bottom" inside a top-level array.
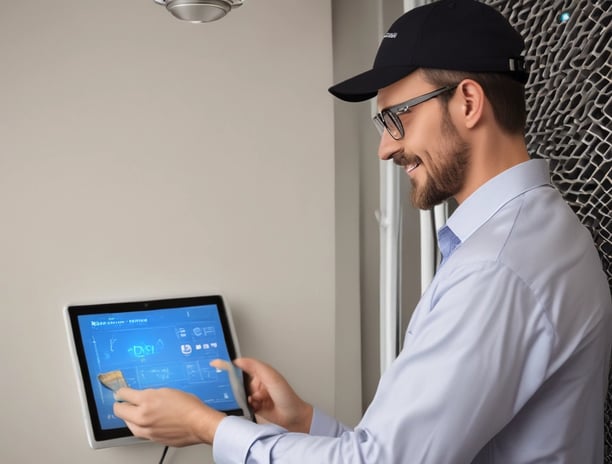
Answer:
[{"left": 376, "top": 73, "right": 470, "bottom": 210}]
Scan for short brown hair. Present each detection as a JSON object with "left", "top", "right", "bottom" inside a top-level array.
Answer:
[{"left": 421, "top": 68, "right": 527, "bottom": 135}]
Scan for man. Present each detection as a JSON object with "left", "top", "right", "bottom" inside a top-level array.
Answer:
[{"left": 115, "top": 0, "right": 612, "bottom": 462}]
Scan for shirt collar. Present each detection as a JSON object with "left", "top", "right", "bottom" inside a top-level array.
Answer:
[{"left": 446, "top": 159, "right": 551, "bottom": 243}]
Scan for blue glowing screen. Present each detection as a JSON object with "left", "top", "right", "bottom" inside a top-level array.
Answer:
[{"left": 77, "top": 304, "right": 240, "bottom": 430}]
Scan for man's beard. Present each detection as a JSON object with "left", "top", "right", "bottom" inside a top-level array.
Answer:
[{"left": 410, "top": 109, "right": 470, "bottom": 210}]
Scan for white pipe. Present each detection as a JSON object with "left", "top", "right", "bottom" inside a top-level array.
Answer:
[
  {"left": 378, "top": 160, "right": 401, "bottom": 374},
  {"left": 419, "top": 209, "right": 435, "bottom": 294},
  {"left": 433, "top": 202, "right": 448, "bottom": 232},
  {"left": 433, "top": 202, "right": 448, "bottom": 269}
]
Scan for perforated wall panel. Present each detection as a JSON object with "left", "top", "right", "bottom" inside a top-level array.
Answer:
[{"left": 482, "top": 0, "right": 612, "bottom": 459}]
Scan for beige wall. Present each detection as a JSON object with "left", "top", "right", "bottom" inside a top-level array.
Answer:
[{"left": 0, "top": 1, "right": 362, "bottom": 462}]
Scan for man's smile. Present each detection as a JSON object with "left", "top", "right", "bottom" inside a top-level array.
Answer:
[{"left": 393, "top": 154, "right": 422, "bottom": 174}]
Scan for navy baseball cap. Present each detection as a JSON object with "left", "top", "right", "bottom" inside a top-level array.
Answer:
[{"left": 329, "top": 0, "right": 528, "bottom": 102}]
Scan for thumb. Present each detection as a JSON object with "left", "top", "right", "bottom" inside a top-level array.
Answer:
[{"left": 114, "top": 387, "right": 142, "bottom": 404}]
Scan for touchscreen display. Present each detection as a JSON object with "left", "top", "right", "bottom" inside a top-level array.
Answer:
[{"left": 68, "top": 296, "right": 243, "bottom": 440}]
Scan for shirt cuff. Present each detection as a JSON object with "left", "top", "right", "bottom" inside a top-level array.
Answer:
[
  {"left": 309, "top": 407, "right": 351, "bottom": 437},
  {"left": 212, "top": 415, "right": 287, "bottom": 464}
]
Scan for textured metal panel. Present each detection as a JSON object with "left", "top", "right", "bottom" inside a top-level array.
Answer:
[{"left": 481, "top": 0, "right": 612, "bottom": 459}]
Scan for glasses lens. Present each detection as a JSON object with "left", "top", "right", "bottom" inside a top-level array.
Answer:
[{"left": 383, "top": 112, "right": 402, "bottom": 139}]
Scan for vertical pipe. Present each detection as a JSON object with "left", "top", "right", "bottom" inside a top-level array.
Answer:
[
  {"left": 419, "top": 209, "right": 435, "bottom": 294},
  {"left": 378, "top": 160, "right": 401, "bottom": 374}
]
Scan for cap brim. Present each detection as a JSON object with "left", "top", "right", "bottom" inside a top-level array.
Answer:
[{"left": 328, "top": 65, "right": 418, "bottom": 102}]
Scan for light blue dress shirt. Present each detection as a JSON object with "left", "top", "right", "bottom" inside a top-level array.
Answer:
[{"left": 213, "top": 159, "right": 612, "bottom": 463}]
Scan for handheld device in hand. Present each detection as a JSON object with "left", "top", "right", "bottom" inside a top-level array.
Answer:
[{"left": 65, "top": 294, "right": 250, "bottom": 448}]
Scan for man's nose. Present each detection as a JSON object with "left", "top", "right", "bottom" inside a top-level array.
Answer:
[{"left": 377, "top": 130, "right": 401, "bottom": 161}]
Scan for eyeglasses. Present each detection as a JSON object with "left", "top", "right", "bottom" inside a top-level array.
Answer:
[{"left": 373, "top": 85, "right": 458, "bottom": 140}]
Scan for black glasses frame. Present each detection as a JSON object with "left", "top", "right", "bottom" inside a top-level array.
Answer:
[{"left": 373, "top": 85, "right": 458, "bottom": 140}]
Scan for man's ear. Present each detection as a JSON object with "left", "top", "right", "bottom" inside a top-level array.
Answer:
[{"left": 456, "top": 79, "right": 485, "bottom": 129}]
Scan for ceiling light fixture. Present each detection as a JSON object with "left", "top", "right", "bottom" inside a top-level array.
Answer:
[{"left": 154, "top": 0, "right": 244, "bottom": 23}]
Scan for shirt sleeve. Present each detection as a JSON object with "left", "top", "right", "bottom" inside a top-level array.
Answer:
[
  {"left": 214, "top": 261, "right": 552, "bottom": 463},
  {"left": 309, "top": 407, "right": 352, "bottom": 437},
  {"left": 213, "top": 414, "right": 384, "bottom": 463}
]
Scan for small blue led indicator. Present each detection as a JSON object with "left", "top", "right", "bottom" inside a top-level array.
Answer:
[{"left": 559, "top": 11, "right": 571, "bottom": 23}]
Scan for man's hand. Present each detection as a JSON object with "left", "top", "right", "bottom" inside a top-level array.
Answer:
[
  {"left": 113, "top": 387, "right": 226, "bottom": 447},
  {"left": 231, "top": 357, "right": 313, "bottom": 433}
]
